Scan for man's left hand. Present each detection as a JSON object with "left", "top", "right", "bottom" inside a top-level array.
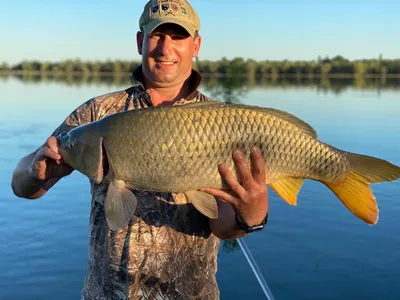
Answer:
[{"left": 201, "top": 146, "right": 269, "bottom": 227}]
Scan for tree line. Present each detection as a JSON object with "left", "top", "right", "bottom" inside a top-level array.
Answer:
[{"left": 1, "top": 55, "right": 399, "bottom": 77}]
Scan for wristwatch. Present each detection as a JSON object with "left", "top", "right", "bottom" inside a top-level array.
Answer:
[{"left": 235, "top": 212, "right": 268, "bottom": 233}]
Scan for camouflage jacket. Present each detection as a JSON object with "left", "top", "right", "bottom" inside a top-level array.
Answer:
[{"left": 52, "top": 66, "right": 220, "bottom": 300}]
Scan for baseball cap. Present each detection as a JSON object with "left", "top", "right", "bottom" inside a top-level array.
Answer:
[{"left": 139, "top": 0, "right": 200, "bottom": 37}]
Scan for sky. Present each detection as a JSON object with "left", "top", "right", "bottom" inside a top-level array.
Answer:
[{"left": 0, "top": 0, "right": 399, "bottom": 65}]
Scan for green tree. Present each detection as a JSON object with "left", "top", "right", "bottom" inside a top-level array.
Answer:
[
  {"left": 0, "top": 62, "right": 9, "bottom": 71},
  {"left": 40, "top": 61, "right": 52, "bottom": 72}
]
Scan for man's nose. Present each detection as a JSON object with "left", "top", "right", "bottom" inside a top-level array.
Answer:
[{"left": 158, "top": 36, "right": 173, "bottom": 56}]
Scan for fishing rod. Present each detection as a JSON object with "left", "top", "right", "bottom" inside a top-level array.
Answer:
[{"left": 195, "top": 57, "right": 275, "bottom": 300}]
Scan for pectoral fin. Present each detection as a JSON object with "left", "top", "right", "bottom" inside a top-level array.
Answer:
[
  {"left": 269, "top": 177, "right": 305, "bottom": 206},
  {"left": 105, "top": 179, "right": 138, "bottom": 231},
  {"left": 185, "top": 191, "right": 218, "bottom": 219}
]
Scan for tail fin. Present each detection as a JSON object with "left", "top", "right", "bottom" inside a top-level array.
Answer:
[{"left": 324, "top": 152, "right": 400, "bottom": 225}]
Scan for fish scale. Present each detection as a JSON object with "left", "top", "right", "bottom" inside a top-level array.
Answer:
[{"left": 57, "top": 102, "right": 400, "bottom": 230}]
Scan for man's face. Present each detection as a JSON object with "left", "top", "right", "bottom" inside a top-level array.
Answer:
[{"left": 137, "top": 23, "right": 201, "bottom": 88}]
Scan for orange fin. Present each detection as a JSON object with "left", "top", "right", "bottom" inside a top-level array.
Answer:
[
  {"left": 346, "top": 152, "right": 400, "bottom": 183},
  {"left": 325, "top": 172, "right": 378, "bottom": 224},
  {"left": 269, "top": 177, "right": 305, "bottom": 206},
  {"left": 325, "top": 152, "right": 400, "bottom": 225}
]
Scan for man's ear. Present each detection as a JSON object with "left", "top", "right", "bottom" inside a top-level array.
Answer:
[
  {"left": 137, "top": 31, "right": 143, "bottom": 55},
  {"left": 192, "top": 34, "right": 202, "bottom": 58}
]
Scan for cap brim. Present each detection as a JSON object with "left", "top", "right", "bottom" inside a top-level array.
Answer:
[{"left": 143, "top": 18, "right": 196, "bottom": 37}]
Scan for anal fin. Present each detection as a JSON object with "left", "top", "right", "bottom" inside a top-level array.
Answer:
[
  {"left": 105, "top": 179, "right": 138, "bottom": 231},
  {"left": 185, "top": 191, "right": 218, "bottom": 219},
  {"left": 269, "top": 177, "right": 305, "bottom": 206}
]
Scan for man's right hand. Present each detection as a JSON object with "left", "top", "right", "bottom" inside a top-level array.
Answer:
[
  {"left": 29, "top": 136, "right": 74, "bottom": 181},
  {"left": 11, "top": 136, "right": 74, "bottom": 199}
]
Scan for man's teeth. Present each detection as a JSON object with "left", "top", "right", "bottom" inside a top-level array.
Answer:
[{"left": 158, "top": 61, "right": 174, "bottom": 65}]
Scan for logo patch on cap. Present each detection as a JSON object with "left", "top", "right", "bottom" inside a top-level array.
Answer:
[
  {"left": 152, "top": 5, "right": 159, "bottom": 13},
  {"left": 171, "top": 3, "right": 179, "bottom": 11},
  {"left": 180, "top": 6, "right": 187, "bottom": 14}
]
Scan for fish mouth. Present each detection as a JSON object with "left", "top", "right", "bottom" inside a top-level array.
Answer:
[
  {"left": 56, "top": 132, "right": 68, "bottom": 147},
  {"left": 55, "top": 132, "right": 68, "bottom": 160}
]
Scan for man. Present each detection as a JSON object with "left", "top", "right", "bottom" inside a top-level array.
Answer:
[{"left": 11, "top": 0, "right": 269, "bottom": 299}]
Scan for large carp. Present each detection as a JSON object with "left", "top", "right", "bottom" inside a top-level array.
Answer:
[{"left": 57, "top": 102, "right": 400, "bottom": 230}]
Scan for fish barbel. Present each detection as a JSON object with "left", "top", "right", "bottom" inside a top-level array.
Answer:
[{"left": 57, "top": 102, "right": 400, "bottom": 230}]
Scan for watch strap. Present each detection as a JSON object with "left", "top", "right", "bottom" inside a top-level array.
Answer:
[{"left": 235, "top": 211, "right": 268, "bottom": 233}]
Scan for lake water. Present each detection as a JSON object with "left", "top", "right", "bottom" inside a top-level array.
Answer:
[{"left": 1, "top": 74, "right": 400, "bottom": 300}]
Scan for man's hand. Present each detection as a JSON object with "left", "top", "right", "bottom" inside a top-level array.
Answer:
[
  {"left": 202, "top": 146, "right": 268, "bottom": 227},
  {"left": 12, "top": 136, "right": 74, "bottom": 199},
  {"left": 30, "top": 136, "right": 74, "bottom": 181}
]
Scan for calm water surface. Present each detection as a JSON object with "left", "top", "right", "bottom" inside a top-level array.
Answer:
[{"left": 1, "top": 76, "right": 399, "bottom": 300}]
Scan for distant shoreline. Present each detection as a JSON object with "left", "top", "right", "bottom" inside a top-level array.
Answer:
[
  {"left": 1, "top": 56, "right": 399, "bottom": 79},
  {"left": 1, "top": 70, "right": 400, "bottom": 79}
]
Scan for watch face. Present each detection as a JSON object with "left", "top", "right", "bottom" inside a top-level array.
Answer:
[
  {"left": 252, "top": 225, "right": 265, "bottom": 230},
  {"left": 245, "top": 224, "right": 264, "bottom": 233}
]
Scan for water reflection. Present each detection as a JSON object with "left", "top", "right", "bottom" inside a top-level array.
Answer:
[
  {"left": 2, "top": 74, "right": 399, "bottom": 97},
  {"left": 221, "top": 240, "right": 240, "bottom": 253},
  {"left": 202, "top": 76, "right": 249, "bottom": 104}
]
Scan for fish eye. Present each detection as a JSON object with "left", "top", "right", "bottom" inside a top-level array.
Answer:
[{"left": 68, "top": 141, "right": 75, "bottom": 148}]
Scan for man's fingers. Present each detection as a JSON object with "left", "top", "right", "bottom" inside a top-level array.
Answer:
[
  {"left": 46, "top": 136, "right": 59, "bottom": 152},
  {"left": 39, "top": 147, "right": 61, "bottom": 161},
  {"left": 46, "top": 136, "right": 62, "bottom": 162},
  {"left": 200, "top": 188, "right": 238, "bottom": 205},
  {"left": 218, "top": 163, "right": 245, "bottom": 197},
  {"left": 250, "top": 147, "right": 266, "bottom": 185},
  {"left": 232, "top": 149, "right": 253, "bottom": 188}
]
